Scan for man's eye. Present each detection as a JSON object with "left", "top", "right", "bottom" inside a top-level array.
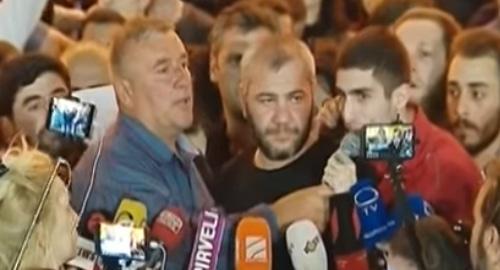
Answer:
[
  {"left": 471, "top": 90, "right": 485, "bottom": 101},
  {"left": 228, "top": 54, "right": 242, "bottom": 65},
  {"left": 447, "top": 87, "right": 460, "bottom": 98}
]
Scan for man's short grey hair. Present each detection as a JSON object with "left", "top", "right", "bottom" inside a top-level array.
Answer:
[
  {"left": 240, "top": 35, "right": 316, "bottom": 92},
  {"left": 110, "top": 17, "right": 174, "bottom": 77}
]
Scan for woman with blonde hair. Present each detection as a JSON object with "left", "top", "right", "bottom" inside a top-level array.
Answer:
[{"left": 0, "top": 140, "right": 78, "bottom": 269}]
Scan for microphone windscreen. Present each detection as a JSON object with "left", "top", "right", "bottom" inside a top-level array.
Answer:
[
  {"left": 151, "top": 208, "right": 188, "bottom": 251},
  {"left": 235, "top": 217, "right": 272, "bottom": 270},
  {"left": 350, "top": 180, "right": 396, "bottom": 249},
  {"left": 286, "top": 220, "right": 327, "bottom": 270},
  {"left": 340, "top": 133, "right": 361, "bottom": 158},
  {"left": 113, "top": 198, "right": 148, "bottom": 228},
  {"left": 188, "top": 209, "right": 226, "bottom": 270}
]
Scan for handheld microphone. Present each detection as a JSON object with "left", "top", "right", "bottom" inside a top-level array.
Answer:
[
  {"left": 235, "top": 217, "right": 272, "bottom": 270},
  {"left": 329, "top": 133, "right": 370, "bottom": 270},
  {"left": 151, "top": 207, "right": 189, "bottom": 252},
  {"left": 350, "top": 180, "right": 396, "bottom": 250},
  {"left": 187, "top": 208, "right": 226, "bottom": 270},
  {"left": 113, "top": 198, "right": 148, "bottom": 227},
  {"left": 286, "top": 220, "right": 327, "bottom": 270}
]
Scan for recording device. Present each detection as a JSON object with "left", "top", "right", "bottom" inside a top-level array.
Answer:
[
  {"left": 96, "top": 199, "right": 149, "bottom": 267},
  {"left": 362, "top": 123, "right": 415, "bottom": 161},
  {"left": 188, "top": 209, "right": 226, "bottom": 270},
  {"left": 286, "top": 220, "right": 327, "bottom": 270},
  {"left": 46, "top": 97, "right": 96, "bottom": 139},
  {"left": 235, "top": 217, "right": 272, "bottom": 270},
  {"left": 96, "top": 223, "right": 148, "bottom": 262}
]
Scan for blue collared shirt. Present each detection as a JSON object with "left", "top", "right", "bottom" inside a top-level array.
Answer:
[{"left": 71, "top": 114, "right": 278, "bottom": 269}]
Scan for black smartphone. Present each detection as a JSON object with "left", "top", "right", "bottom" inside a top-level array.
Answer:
[
  {"left": 362, "top": 123, "right": 415, "bottom": 161},
  {"left": 46, "top": 97, "right": 96, "bottom": 139},
  {"left": 96, "top": 223, "right": 148, "bottom": 262}
]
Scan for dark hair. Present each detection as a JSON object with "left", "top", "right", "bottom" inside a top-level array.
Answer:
[
  {"left": 309, "top": 38, "right": 337, "bottom": 93},
  {"left": 0, "top": 54, "right": 70, "bottom": 117},
  {"left": 80, "top": 6, "right": 125, "bottom": 38},
  {"left": 305, "top": 0, "right": 367, "bottom": 39},
  {"left": 0, "top": 41, "right": 19, "bottom": 67},
  {"left": 369, "top": 0, "right": 434, "bottom": 26},
  {"left": 395, "top": 7, "right": 461, "bottom": 60},
  {"left": 451, "top": 28, "right": 500, "bottom": 71},
  {"left": 336, "top": 26, "right": 411, "bottom": 96},
  {"left": 210, "top": 1, "right": 282, "bottom": 55},
  {"left": 389, "top": 216, "right": 470, "bottom": 270}
]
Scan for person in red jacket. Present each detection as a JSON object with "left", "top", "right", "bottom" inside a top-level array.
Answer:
[{"left": 330, "top": 26, "right": 482, "bottom": 225}]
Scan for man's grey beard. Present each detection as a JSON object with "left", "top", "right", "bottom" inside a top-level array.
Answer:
[{"left": 248, "top": 109, "right": 313, "bottom": 161}]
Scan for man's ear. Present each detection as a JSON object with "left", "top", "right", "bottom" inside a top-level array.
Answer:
[
  {"left": 391, "top": 83, "right": 411, "bottom": 112},
  {"left": 113, "top": 76, "right": 134, "bottom": 109},
  {"left": 209, "top": 51, "right": 219, "bottom": 83},
  {"left": 483, "top": 225, "right": 500, "bottom": 264}
]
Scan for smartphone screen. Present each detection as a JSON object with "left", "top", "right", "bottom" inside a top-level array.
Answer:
[
  {"left": 98, "top": 223, "right": 147, "bottom": 261},
  {"left": 363, "top": 124, "right": 415, "bottom": 161},
  {"left": 46, "top": 97, "right": 95, "bottom": 139}
]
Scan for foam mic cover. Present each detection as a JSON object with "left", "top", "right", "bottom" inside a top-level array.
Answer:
[
  {"left": 235, "top": 217, "right": 272, "bottom": 270},
  {"left": 151, "top": 208, "right": 189, "bottom": 252},
  {"left": 286, "top": 220, "right": 327, "bottom": 270},
  {"left": 188, "top": 208, "right": 226, "bottom": 270},
  {"left": 350, "top": 180, "right": 396, "bottom": 249},
  {"left": 113, "top": 198, "right": 148, "bottom": 228},
  {"left": 340, "top": 133, "right": 361, "bottom": 158},
  {"left": 391, "top": 194, "right": 434, "bottom": 229}
]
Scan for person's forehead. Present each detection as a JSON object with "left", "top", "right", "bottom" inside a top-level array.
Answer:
[
  {"left": 448, "top": 55, "right": 499, "bottom": 82},
  {"left": 336, "top": 68, "right": 379, "bottom": 92},
  {"left": 396, "top": 19, "right": 445, "bottom": 46},
  {"left": 248, "top": 60, "right": 311, "bottom": 93},
  {"left": 129, "top": 31, "right": 186, "bottom": 59}
]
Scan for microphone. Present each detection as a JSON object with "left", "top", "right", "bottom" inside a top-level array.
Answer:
[
  {"left": 187, "top": 208, "right": 226, "bottom": 270},
  {"left": 350, "top": 180, "right": 397, "bottom": 249},
  {"left": 329, "top": 133, "right": 370, "bottom": 270},
  {"left": 151, "top": 208, "right": 189, "bottom": 252},
  {"left": 235, "top": 217, "right": 272, "bottom": 270},
  {"left": 113, "top": 198, "right": 148, "bottom": 227},
  {"left": 286, "top": 220, "right": 327, "bottom": 270},
  {"left": 339, "top": 132, "right": 361, "bottom": 158}
]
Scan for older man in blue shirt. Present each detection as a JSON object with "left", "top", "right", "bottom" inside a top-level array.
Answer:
[{"left": 71, "top": 18, "right": 333, "bottom": 269}]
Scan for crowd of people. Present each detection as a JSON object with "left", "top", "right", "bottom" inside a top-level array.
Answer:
[{"left": 0, "top": 0, "right": 500, "bottom": 269}]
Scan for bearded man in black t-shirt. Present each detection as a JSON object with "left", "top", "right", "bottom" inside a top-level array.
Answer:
[{"left": 214, "top": 35, "right": 342, "bottom": 269}]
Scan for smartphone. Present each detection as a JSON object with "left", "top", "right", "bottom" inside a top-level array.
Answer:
[
  {"left": 96, "top": 223, "right": 147, "bottom": 262},
  {"left": 46, "top": 97, "right": 96, "bottom": 139},
  {"left": 362, "top": 123, "right": 415, "bottom": 161}
]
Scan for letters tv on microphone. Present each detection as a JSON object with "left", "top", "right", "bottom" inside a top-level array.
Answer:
[{"left": 188, "top": 209, "right": 225, "bottom": 270}]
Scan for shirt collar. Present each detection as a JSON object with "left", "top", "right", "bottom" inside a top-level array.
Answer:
[{"left": 117, "top": 114, "right": 199, "bottom": 164}]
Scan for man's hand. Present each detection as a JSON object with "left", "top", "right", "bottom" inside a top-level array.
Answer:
[
  {"left": 316, "top": 96, "right": 343, "bottom": 130},
  {"left": 271, "top": 185, "right": 334, "bottom": 232},
  {"left": 322, "top": 151, "right": 356, "bottom": 194}
]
